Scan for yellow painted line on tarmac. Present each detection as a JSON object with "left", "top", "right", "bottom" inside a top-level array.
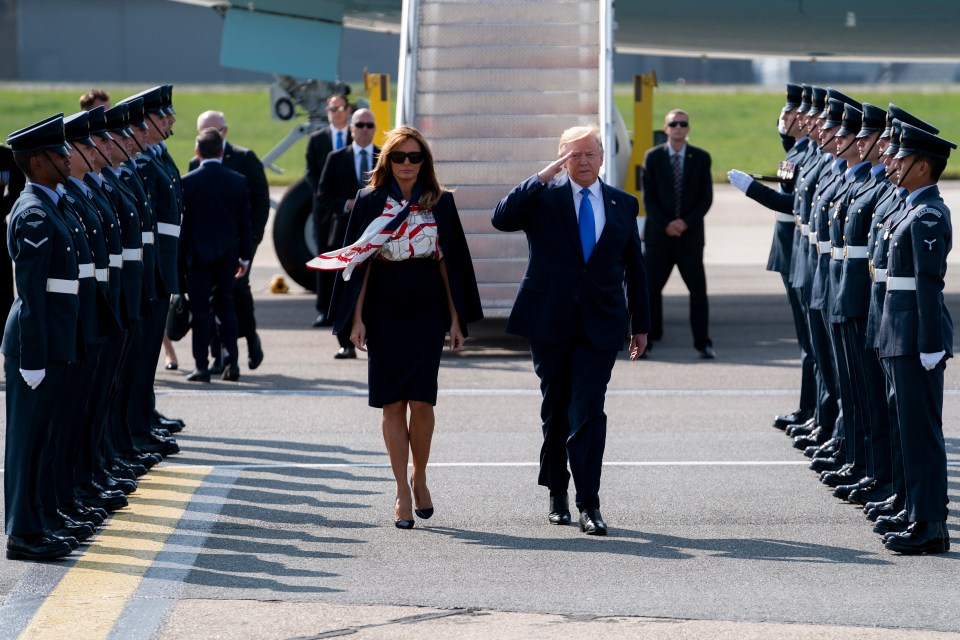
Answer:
[{"left": 17, "top": 466, "right": 212, "bottom": 640}]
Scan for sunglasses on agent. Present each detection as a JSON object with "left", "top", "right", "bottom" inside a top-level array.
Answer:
[
  {"left": 667, "top": 121, "right": 689, "bottom": 128},
  {"left": 353, "top": 122, "right": 375, "bottom": 129}
]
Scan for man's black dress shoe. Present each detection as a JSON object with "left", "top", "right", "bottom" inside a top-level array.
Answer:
[
  {"left": 6, "top": 534, "right": 72, "bottom": 561},
  {"left": 847, "top": 482, "right": 891, "bottom": 506},
  {"left": 151, "top": 411, "right": 185, "bottom": 434},
  {"left": 773, "top": 409, "right": 814, "bottom": 430},
  {"left": 548, "top": 494, "right": 571, "bottom": 525},
  {"left": 185, "top": 368, "right": 211, "bottom": 382},
  {"left": 785, "top": 418, "right": 816, "bottom": 437},
  {"left": 209, "top": 362, "right": 224, "bottom": 375},
  {"left": 698, "top": 345, "right": 716, "bottom": 360},
  {"left": 312, "top": 313, "right": 333, "bottom": 328},
  {"left": 334, "top": 346, "right": 357, "bottom": 360},
  {"left": 136, "top": 433, "right": 180, "bottom": 457},
  {"left": 222, "top": 363, "right": 240, "bottom": 381},
  {"left": 579, "top": 508, "right": 608, "bottom": 535},
  {"left": 45, "top": 529, "right": 79, "bottom": 551},
  {"left": 809, "top": 456, "right": 843, "bottom": 473},
  {"left": 884, "top": 521, "right": 950, "bottom": 554},
  {"left": 833, "top": 476, "right": 874, "bottom": 500},
  {"left": 248, "top": 333, "right": 264, "bottom": 370},
  {"left": 821, "top": 465, "right": 865, "bottom": 488},
  {"left": 873, "top": 509, "right": 909, "bottom": 535}
]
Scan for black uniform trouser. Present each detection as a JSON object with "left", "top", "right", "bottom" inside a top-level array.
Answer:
[
  {"left": 77, "top": 340, "right": 121, "bottom": 487},
  {"left": 883, "top": 354, "right": 948, "bottom": 522},
  {"left": 530, "top": 323, "right": 618, "bottom": 511},
  {"left": 830, "top": 319, "right": 866, "bottom": 470},
  {"left": 127, "top": 296, "right": 168, "bottom": 439},
  {"left": 108, "top": 325, "right": 139, "bottom": 459},
  {"left": 645, "top": 235, "right": 711, "bottom": 350},
  {"left": 879, "top": 355, "right": 907, "bottom": 503},
  {"left": 804, "top": 302, "right": 840, "bottom": 438},
  {"left": 782, "top": 273, "right": 816, "bottom": 413},
  {"left": 842, "top": 319, "right": 893, "bottom": 486},
  {"left": 4, "top": 357, "right": 69, "bottom": 537}
]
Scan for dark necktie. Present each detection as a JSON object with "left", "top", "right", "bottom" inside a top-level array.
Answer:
[
  {"left": 358, "top": 149, "right": 369, "bottom": 184},
  {"left": 579, "top": 188, "right": 596, "bottom": 261},
  {"left": 336, "top": 130, "right": 344, "bottom": 150},
  {"left": 671, "top": 153, "right": 683, "bottom": 219}
]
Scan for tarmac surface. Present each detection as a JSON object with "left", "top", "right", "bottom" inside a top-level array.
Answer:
[{"left": 1, "top": 184, "right": 960, "bottom": 639}]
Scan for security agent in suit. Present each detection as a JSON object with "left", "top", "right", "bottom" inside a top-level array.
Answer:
[
  {"left": 493, "top": 125, "right": 650, "bottom": 535},
  {"left": 727, "top": 83, "right": 817, "bottom": 431},
  {"left": 317, "top": 108, "right": 379, "bottom": 359},
  {"left": 641, "top": 109, "right": 714, "bottom": 358},
  {"left": 875, "top": 124, "right": 956, "bottom": 555},
  {"left": 1, "top": 144, "right": 26, "bottom": 314},
  {"left": 2, "top": 115, "right": 81, "bottom": 561},
  {"left": 189, "top": 110, "right": 270, "bottom": 371},
  {"left": 180, "top": 128, "right": 253, "bottom": 381},
  {"left": 306, "top": 94, "right": 352, "bottom": 327}
]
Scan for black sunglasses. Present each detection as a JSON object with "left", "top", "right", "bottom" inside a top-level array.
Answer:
[
  {"left": 388, "top": 151, "right": 424, "bottom": 164},
  {"left": 353, "top": 122, "right": 375, "bottom": 129},
  {"left": 667, "top": 121, "right": 689, "bottom": 128}
]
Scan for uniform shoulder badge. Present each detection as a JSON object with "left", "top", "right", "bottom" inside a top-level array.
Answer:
[
  {"left": 65, "top": 194, "right": 76, "bottom": 204},
  {"left": 22, "top": 207, "right": 46, "bottom": 219},
  {"left": 916, "top": 207, "right": 942, "bottom": 219}
]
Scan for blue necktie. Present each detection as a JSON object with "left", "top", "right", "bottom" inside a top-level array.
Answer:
[
  {"left": 336, "top": 130, "right": 344, "bottom": 150},
  {"left": 579, "top": 187, "right": 596, "bottom": 261},
  {"left": 358, "top": 149, "right": 369, "bottom": 183}
]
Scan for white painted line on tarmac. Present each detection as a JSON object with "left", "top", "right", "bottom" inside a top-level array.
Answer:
[{"left": 149, "top": 388, "right": 818, "bottom": 397}]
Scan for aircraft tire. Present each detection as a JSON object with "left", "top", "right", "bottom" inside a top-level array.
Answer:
[{"left": 272, "top": 176, "right": 318, "bottom": 291}]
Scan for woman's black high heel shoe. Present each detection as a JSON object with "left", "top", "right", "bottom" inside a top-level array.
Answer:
[
  {"left": 394, "top": 498, "right": 415, "bottom": 529},
  {"left": 410, "top": 478, "right": 434, "bottom": 519}
]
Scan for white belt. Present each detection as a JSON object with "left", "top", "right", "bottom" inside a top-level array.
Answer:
[
  {"left": 95, "top": 268, "right": 109, "bottom": 282},
  {"left": 816, "top": 241, "right": 831, "bottom": 254},
  {"left": 844, "top": 245, "right": 869, "bottom": 259},
  {"left": 800, "top": 224, "right": 811, "bottom": 237},
  {"left": 872, "top": 268, "right": 887, "bottom": 283},
  {"left": 775, "top": 212, "right": 794, "bottom": 223},
  {"left": 122, "top": 247, "right": 143, "bottom": 262},
  {"left": 46, "top": 278, "right": 79, "bottom": 295},
  {"left": 886, "top": 276, "right": 916, "bottom": 291},
  {"left": 830, "top": 247, "right": 844, "bottom": 260},
  {"left": 109, "top": 254, "right": 123, "bottom": 268},
  {"left": 142, "top": 231, "right": 155, "bottom": 244},
  {"left": 157, "top": 222, "right": 180, "bottom": 238},
  {"left": 78, "top": 263, "right": 95, "bottom": 278},
  {"left": 807, "top": 232, "right": 818, "bottom": 245}
]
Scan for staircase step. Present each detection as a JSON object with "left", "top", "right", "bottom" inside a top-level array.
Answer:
[
  {"left": 429, "top": 138, "right": 557, "bottom": 162},
  {"left": 472, "top": 260, "right": 526, "bottom": 283},
  {"left": 437, "top": 161, "right": 549, "bottom": 186},
  {"left": 416, "top": 68, "right": 598, "bottom": 93},
  {"left": 418, "top": 46, "right": 598, "bottom": 70},
  {"left": 418, "top": 114, "right": 596, "bottom": 139},
  {"left": 417, "top": 91, "right": 598, "bottom": 117},
  {"left": 420, "top": 2, "right": 597, "bottom": 26},
  {"left": 465, "top": 233, "right": 529, "bottom": 260},
  {"left": 444, "top": 184, "right": 517, "bottom": 210},
  {"left": 419, "top": 23, "right": 599, "bottom": 48}
]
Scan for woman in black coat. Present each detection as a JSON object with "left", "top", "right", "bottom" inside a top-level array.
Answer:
[{"left": 319, "top": 125, "right": 482, "bottom": 528}]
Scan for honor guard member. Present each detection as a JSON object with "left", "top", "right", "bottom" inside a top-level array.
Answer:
[
  {"left": 727, "top": 83, "right": 817, "bottom": 433},
  {"left": 875, "top": 123, "right": 956, "bottom": 554},
  {"left": 829, "top": 103, "right": 895, "bottom": 504},
  {"left": 2, "top": 115, "right": 81, "bottom": 561},
  {"left": 114, "top": 97, "right": 180, "bottom": 458},
  {"left": 820, "top": 102, "right": 872, "bottom": 492},
  {"left": 2, "top": 142, "right": 26, "bottom": 313},
  {"left": 862, "top": 109, "right": 941, "bottom": 521},
  {"left": 119, "top": 88, "right": 183, "bottom": 452},
  {"left": 803, "top": 94, "right": 851, "bottom": 471}
]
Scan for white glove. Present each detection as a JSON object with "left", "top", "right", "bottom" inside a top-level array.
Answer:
[
  {"left": 920, "top": 351, "right": 946, "bottom": 371},
  {"left": 727, "top": 169, "right": 754, "bottom": 194},
  {"left": 20, "top": 368, "right": 45, "bottom": 389}
]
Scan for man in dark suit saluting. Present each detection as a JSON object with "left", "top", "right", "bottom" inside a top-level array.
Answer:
[
  {"left": 493, "top": 125, "right": 650, "bottom": 536},
  {"left": 317, "top": 108, "right": 379, "bottom": 359},
  {"left": 180, "top": 128, "right": 253, "bottom": 382},
  {"left": 642, "top": 109, "right": 715, "bottom": 358}
]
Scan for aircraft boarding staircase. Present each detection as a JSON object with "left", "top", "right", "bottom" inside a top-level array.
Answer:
[{"left": 397, "top": 0, "right": 615, "bottom": 315}]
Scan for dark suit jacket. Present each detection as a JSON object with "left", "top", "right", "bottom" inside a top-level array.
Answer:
[
  {"left": 189, "top": 141, "right": 270, "bottom": 245},
  {"left": 181, "top": 162, "right": 253, "bottom": 267},
  {"left": 306, "top": 126, "right": 351, "bottom": 196},
  {"left": 317, "top": 145, "right": 380, "bottom": 249},
  {"left": 330, "top": 187, "right": 483, "bottom": 336},
  {"left": 492, "top": 174, "right": 650, "bottom": 351},
  {"left": 641, "top": 143, "right": 713, "bottom": 244}
]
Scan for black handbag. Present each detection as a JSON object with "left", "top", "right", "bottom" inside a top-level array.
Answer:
[{"left": 166, "top": 294, "right": 191, "bottom": 341}]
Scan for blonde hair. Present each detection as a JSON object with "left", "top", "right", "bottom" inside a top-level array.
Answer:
[
  {"left": 558, "top": 125, "right": 603, "bottom": 155},
  {"left": 665, "top": 109, "right": 689, "bottom": 125},
  {"left": 368, "top": 125, "right": 446, "bottom": 210}
]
